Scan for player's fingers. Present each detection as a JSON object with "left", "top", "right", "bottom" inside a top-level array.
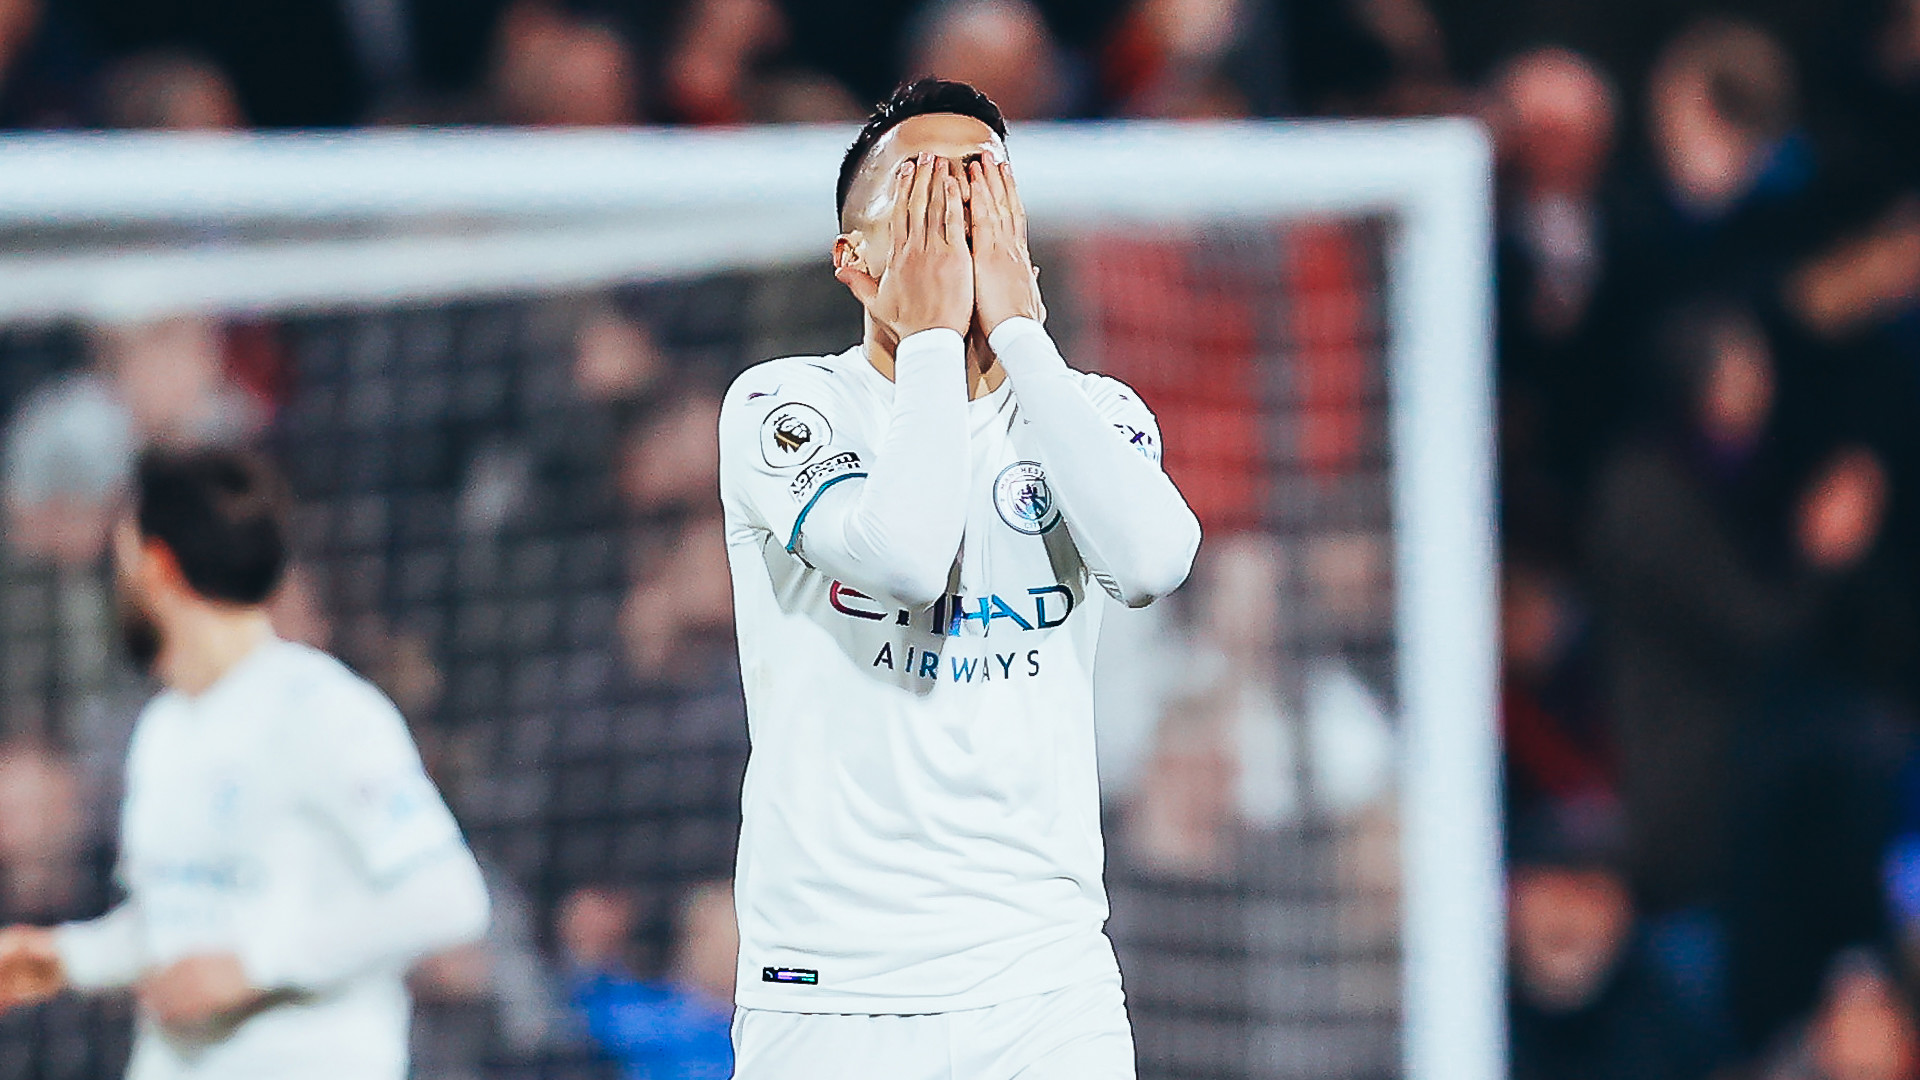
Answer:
[
  {"left": 1002, "top": 162, "right": 1029, "bottom": 246},
  {"left": 943, "top": 174, "right": 967, "bottom": 250},
  {"left": 927, "top": 158, "right": 954, "bottom": 245},
  {"left": 967, "top": 159, "right": 998, "bottom": 237},
  {"left": 887, "top": 158, "right": 914, "bottom": 259},
  {"left": 834, "top": 264, "right": 881, "bottom": 308},
  {"left": 906, "top": 153, "right": 936, "bottom": 248},
  {"left": 982, "top": 155, "right": 1011, "bottom": 219}
]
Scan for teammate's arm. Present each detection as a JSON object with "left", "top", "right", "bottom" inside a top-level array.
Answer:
[
  {"left": 0, "top": 890, "right": 153, "bottom": 1013},
  {"left": 239, "top": 686, "right": 489, "bottom": 995},
  {"left": 727, "top": 156, "right": 974, "bottom": 607},
  {"left": 242, "top": 856, "right": 489, "bottom": 993},
  {"left": 969, "top": 159, "right": 1202, "bottom": 606}
]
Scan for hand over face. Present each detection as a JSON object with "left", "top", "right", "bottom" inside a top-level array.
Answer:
[
  {"left": 138, "top": 952, "right": 263, "bottom": 1032},
  {"left": 835, "top": 153, "right": 975, "bottom": 341},
  {"left": 967, "top": 157, "right": 1045, "bottom": 335},
  {"left": 0, "top": 926, "right": 64, "bottom": 1012}
]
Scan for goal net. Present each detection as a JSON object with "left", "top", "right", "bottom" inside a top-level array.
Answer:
[{"left": 0, "top": 122, "right": 1495, "bottom": 1080}]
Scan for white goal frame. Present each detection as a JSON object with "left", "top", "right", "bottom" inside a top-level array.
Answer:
[{"left": 0, "top": 121, "right": 1499, "bottom": 1080}]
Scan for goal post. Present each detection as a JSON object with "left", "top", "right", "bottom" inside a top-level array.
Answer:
[{"left": 0, "top": 121, "right": 1498, "bottom": 1080}]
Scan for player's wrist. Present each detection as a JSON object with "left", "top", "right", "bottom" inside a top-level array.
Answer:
[
  {"left": 896, "top": 326, "right": 966, "bottom": 357},
  {"left": 985, "top": 313, "right": 1046, "bottom": 351}
]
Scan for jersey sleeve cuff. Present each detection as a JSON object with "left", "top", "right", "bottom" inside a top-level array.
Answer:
[
  {"left": 895, "top": 327, "right": 965, "bottom": 366},
  {"left": 53, "top": 917, "right": 142, "bottom": 991},
  {"left": 987, "top": 317, "right": 1067, "bottom": 379}
]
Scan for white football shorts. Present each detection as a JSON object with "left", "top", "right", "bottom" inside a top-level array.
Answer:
[{"left": 731, "top": 976, "right": 1136, "bottom": 1080}]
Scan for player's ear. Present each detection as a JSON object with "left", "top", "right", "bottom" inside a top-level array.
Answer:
[
  {"left": 140, "top": 536, "right": 191, "bottom": 600},
  {"left": 832, "top": 233, "right": 865, "bottom": 273},
  {"left": 832, "top": 232, "right": 880, "bottom": 308}
]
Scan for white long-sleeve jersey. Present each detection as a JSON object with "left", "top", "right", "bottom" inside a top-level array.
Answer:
[
  {"left": 719, "top": 318, "right": 1201, "bottom": 1013},
  {"left": 54, "top": 638, "right": 490, "bottom": 1080}
]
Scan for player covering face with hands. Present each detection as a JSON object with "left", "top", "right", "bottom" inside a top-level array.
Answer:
[
  {"left": 719, "top": 80, "right": 1201, "bottom": 1078},
  {"left": 0, "top": 448, "right": 488, "bottom": 1080}
]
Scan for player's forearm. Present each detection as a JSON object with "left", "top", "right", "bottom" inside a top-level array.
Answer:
[
  {"left": 53, "top": 903, "right": 146, "bottom": 991},
  {"left": 990, "top": 317, "right": 1201, "bottom": 606},
  {"left": 797, "top": 328, "right": 970, "bottom": 606},
  {"left": 243, "top": 847, "right": 490, "bottom": 993}
]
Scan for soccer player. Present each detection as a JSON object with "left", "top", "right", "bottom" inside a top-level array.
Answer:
[
  {"left": 0, "top": 448, "right": 490, "bottom": 1079},
  {"left": 718, "top": 79, "right": 1202, "bottom": 1077}
]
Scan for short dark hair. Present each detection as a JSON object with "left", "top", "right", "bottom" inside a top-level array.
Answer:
[
  {"left": 136, "top": 447, "right": 288, "bottom": 605},
  {"left": 836, "top": 77, "right": 1008, "bottom": 224}
]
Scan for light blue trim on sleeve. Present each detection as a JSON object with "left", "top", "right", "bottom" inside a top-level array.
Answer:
[{"left": 785, "top": 472, "right": 868, "bottom": 554}]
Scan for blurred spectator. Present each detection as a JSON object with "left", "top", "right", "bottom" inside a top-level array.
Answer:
[
  {"left": 1862, "top": 0, "right": 1920, "bottom": 189},
  {"left": 1589, "top": 298, "right": 1898, "bottom": 1054},
  {"left": 490, "top": 0, "right": 641, "bottom": 126},
  {"left": 1129, "top": 687, "right": 1242, "bottom": 877},
  {"left": 1811, "top": 0, "right": 1920, "bottom": 210},
  {"left": 1508, "top": 801, "right": 1719, "bottom": 1080},
  {"left": 96, "top": 49, "right": 244, "bottom": 129},
  {"left": 1757, "top": 951, "right": 1920, "bottom": 1080},
  {"left": 1501, "top": 560, "right": 1610, "bottom": 816},
  {"left": 1122, "top": 527, "right": 1398, "bottom": 879},
  {"left": 904, "top": 0, "right": 1065, "bottom": 120},
  {"left": 662, "top": 0, "right": 857, "bottom": 123},
  {"left": 1485, "top": 44, "right": 1623, "bottom": 520},
  {"left": 0, "top": 0, "right": 87, "bottom": 127},
  {"left": 93, "top": 316, "right": 263, "bottom": 448},
  {"left": 1647, "top": 18, "right": 1802, "bottom": 221},
  {"left": 1099, "top": 0, "right": 1254, "bottom": 118},
  {"left": 4, "top": 313, "right": 263, "bottom": 563},
  {"left": 664, "top": 0, "right": 782, "bottom": 124},
  {"left": 1588, "top": 302, "right": 1801, "bottom": 916},
  {"left": 618, "top": 392, "right": 721, "bottom": 510},
  {"left": 561, "top": 882, "right": 734, "bottom": 1080},
  {"left": 1723, "top": 444, "right": 1906, "bottom": 1052},
  {"left": 1491, "top": 48, "right": 1616, "bottom": 346},
  {"left": 619, "top": 515, "right": 733, "bottom": 685},
  {"left": 615, "top": 380, "right": 732, "bottom": 686},
  {"left": 2, "top": 372, "right": 135, "bottom": 568},
  {"left": 1786, "top": 198, "right": 1920, "bottom": 343},
  {"left": 1611, "top": 18, "right": 1830, "bottom": 329},
  {"left": 0, "top": 739, "right": 86, "bottom": 922},
  {"left": 576, "top": 305, "right": 666, "bottom": 405},
  {"left": 1344, "top": 0, "right": 1455, "bottom": 112},
  {"left": 74, "top": 0, "right": 363, "bottom": 125}
]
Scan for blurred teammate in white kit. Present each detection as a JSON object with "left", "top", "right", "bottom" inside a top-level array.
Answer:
[
  {"left": 719, "top": 79, "right": 1202, "bottom": 1078},
  {"left": 0, "top": 448, "right": 489, "bottom": 1079}
]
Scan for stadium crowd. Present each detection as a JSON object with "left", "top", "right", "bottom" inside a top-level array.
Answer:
[{"left": 3, "top": 0, "right": 1920, "bottom": 1078}]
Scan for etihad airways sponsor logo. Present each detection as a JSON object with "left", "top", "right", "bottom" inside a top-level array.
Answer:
[
  {"left": 828, "top": 580, "right": 1075, "bottom": 636},
  {"left": 872, "top": 642, "right": 1046, "bottom": 683}
]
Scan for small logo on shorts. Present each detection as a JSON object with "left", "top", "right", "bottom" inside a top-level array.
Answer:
[
  {"left": 762, "top": 967, "right": 819, "bottom": 985},
  {"left": 993, "top": 461, "right": 1060, "bottom": 535}
]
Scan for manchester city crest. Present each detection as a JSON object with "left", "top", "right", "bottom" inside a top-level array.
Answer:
[{"left": 993, "top": 461, "right": 1060, "bottom": 535}]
